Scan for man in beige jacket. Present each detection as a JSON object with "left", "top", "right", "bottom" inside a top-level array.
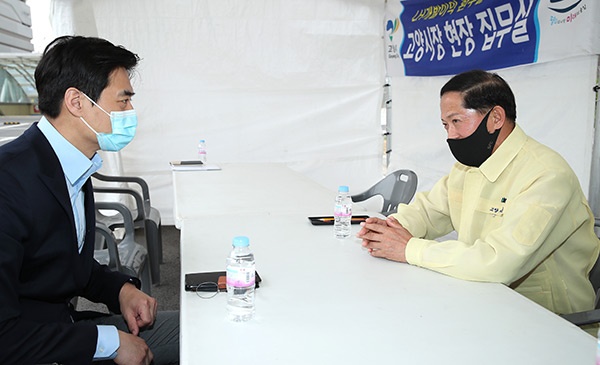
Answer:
[{"left": 358, "top": 69, "right": 600, "bottom": 318}]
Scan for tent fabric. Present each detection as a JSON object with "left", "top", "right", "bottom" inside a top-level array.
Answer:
[
  {"left": 45, "top": 0, "right": 599, "bottom": 223},
  {"left": 49, "top": 0, "right": 387, "bottom": 224}
]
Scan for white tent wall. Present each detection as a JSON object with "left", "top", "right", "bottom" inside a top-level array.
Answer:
[
  {"left": 389, "top": 55, "right": 599, "bottom": 199},
  {"left": 49, "top": 0, "right": 387, "bottom": 225}
]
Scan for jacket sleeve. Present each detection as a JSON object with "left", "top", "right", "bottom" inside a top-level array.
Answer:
[
  {"left": 0, "top": 299, "right": 97, "bottom": 365},
  {"left": 398, "top": 167, "right": 590, "bottom": 285},
  {"left": 391, "top": 174, "right": 455, "bottom": 240},
  {"left": 82, "top": 259, "right": 138, "bottom": 314}
]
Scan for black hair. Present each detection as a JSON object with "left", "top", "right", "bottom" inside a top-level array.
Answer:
[
  {"left": 440, "top": 69, "right": 517, "bottom": 122},
  {"left": 34, "top": 36, "right": 140, "bottom": 118}
]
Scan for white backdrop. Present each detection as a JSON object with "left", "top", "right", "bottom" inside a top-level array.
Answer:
[
  {"left": 49, "top": 0, "right": 387, "bottom": 224},
  {"left": 43, "top": 0, "right": 600, "bottom": 224}
]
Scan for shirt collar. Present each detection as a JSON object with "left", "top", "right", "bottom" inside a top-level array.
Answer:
[
  {"left": 37, "top": 116, "right": 103, "bottom": 189},
  {"left": 478, "top": 123, "right": 527, "bottom": 182}
]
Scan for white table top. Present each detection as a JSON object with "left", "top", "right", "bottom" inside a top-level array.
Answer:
[
  {"left": 171, "top": 163, "right": 335, "bottom": 228},
  {"left": 174, "top": 163, "right": 595, "bottom": 364},
  {"left": 179, "top": 213, "right": 595, "bottom": 365}
]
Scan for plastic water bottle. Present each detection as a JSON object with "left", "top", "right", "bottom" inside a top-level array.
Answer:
[
  {"left": 334, "top": 185, "right": 352, "bottom": 239},
  {"left": 226, "top": 236, "right": 255, "bottom": 322},
  {"left": 197, "top": 139, "right": 207, "bottom": 164}
]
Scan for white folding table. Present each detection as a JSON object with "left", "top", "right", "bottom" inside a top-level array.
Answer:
[{"left": 173, "top": 163, "right": 595, "bottom": 364}]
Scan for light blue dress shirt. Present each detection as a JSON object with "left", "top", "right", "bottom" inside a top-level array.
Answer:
[{"left": 37, "top": 117, "right": 119, "bottom": 360}]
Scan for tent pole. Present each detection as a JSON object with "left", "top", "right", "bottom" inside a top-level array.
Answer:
[
  {"left": 588, "top": 56, "right": 600, "bottom": 221},
  {"left": 383, "top": 78, "right": 392, "bottom": 174}
]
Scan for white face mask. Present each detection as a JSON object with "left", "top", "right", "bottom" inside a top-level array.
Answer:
[{"left": 79, "top": 93, "right": 138, "bottom": 152}]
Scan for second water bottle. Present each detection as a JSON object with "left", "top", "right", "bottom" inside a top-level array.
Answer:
[
  {"left": 197, "top": 139, "right": 207, "bottom": 164},
  {"left": 334, "top": 185, "right": 352, "bottom": 239},
  {"left": 226, "top": 236, "right": 256, "bottom": 322}
]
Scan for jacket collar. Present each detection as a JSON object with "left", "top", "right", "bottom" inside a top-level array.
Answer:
[
  {"left": 478, "top": 124, "right": 527, "bottom": 182},
  {"left": 24, "top": 123, "right": 76, "bottom": 228}
]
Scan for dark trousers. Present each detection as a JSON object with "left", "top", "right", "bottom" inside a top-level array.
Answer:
[{"left": 86, "top": 310, "right": 179, "bottom": 365}]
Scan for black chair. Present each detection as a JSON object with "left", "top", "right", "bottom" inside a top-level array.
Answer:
[
  {"left": 351, "top": 169, "right": 418, "bottom": 216},
  {"left": 92, "top": 172, "right": 163, "bottom": 285}
]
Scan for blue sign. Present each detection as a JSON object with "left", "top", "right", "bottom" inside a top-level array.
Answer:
[{"left": 396, "top": 0, "right": 541, "bottom": 76}]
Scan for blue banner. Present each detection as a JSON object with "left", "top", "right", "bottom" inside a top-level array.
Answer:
[{"left": 390, "top": 0, "right": 541, "bottom": 76}]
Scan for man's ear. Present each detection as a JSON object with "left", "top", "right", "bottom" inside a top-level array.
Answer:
[
  {"left": 490, "top": 106, "right": 507, "bottom": 131},
  {"left": 63, "top": 88, "right": 85, "bottom": 117}
]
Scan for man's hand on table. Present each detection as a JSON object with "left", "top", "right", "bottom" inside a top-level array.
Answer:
[{"left": 356, "top": 216, "right": 412, "bottom": 263}]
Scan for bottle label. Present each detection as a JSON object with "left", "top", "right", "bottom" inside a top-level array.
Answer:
[
  {"left": 334, "top": 204, "right": 352, "bottom": 217},
  {"left": 226, "top": 266, "right": 255, "bottom": 288}
]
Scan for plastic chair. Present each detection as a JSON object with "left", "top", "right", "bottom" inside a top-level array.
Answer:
[
  {"left": 351, "top": 169, "right": 418, "bottom": 216},
  {"left": 93, "top": 172, "right": 163, "bottom": 285},
  {"left": 94, "top": 201, "right": 152, "bottom": 295},
  {"left": 560, "top": 217, "right": 600, "bottom": 326}
]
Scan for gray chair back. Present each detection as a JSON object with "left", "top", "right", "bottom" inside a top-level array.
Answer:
[
  {"left": 93, "top": 172, "right": 163, "bottom": 285},
  {"left": 94, "top": 201, "right": 152, "bottom": 295},
  {"left": 351, "top": 169, "right": 418, "bottom": 216}
]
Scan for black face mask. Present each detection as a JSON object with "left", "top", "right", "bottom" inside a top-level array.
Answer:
[{"left": 446, "top": 109, "right": 500, "bottom": 167}]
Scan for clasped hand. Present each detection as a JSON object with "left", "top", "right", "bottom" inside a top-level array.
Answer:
[
  {"left": 114, "top": 283, "right": 158, "bottom": 365},
  {"left": 356, "top": 216, "right": 412, "bottom": 263}
]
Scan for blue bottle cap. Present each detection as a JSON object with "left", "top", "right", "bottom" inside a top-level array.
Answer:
[
  {"left": 232, "top": 236, "right": 250, "bottom": 247},
  {"left": 338, "top": 185, "right": 349, "bottom": 193}
]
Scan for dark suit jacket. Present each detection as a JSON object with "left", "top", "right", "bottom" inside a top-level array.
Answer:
[{"left": 0, "top": 123, "right": 133, "bottom": 364}]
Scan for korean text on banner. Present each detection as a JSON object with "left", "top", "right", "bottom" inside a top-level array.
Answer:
[{"left": 385, "top": 0, "right": 598, "bottom": 77}]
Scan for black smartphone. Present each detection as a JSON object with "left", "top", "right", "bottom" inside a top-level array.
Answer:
[
  {"left": 184, "top": 271, "right": 262, "bottom": 292},
  {"left": 171, "top": 160, "right": 204, "bottom": 165}
]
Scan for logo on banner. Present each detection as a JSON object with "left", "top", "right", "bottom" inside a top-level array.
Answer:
[
  {"left": 548, "top": 0, "right": 582, "bottom": 13},
  {"left": 390, "top": 0, "right": 541, "bottom": 76},
  {"left": 548, "top": 0, "right": 587, "bottom": 26},
  {"left": 386, "top": 18, "right": 400, "bottom": 41}
]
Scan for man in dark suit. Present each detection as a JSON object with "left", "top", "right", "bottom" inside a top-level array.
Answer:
[{"left": 0, "top": 36, "right": 178, "bottom": 364}]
